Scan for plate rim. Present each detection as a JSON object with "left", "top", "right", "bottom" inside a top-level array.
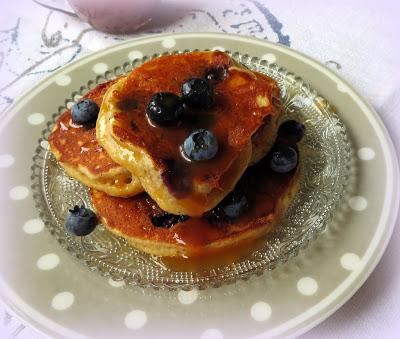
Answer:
[{"left": 0, "top": 32, "right": 399, "bottom": 338}]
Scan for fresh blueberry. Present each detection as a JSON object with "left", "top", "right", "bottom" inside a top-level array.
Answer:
[
  {"left": 71, "top": 99, "right": 100, "bottom": 127},
  {"left": 278, "top": 120, "right": 305, "bottom": 142},
  {"left": 150, "top": 213, "right": 189, "bottom": 228},
  {"left": 207, "top": 192, "right": 248, "bottom": 222},
  {"left": 220, "top": 192, "right": 249, "bottom": 219},
  {"left": 182, "top": 129, "right": 218, "bottom": 161},
  {"left": 181, "top": 78, "right": 213, "bottom": 109},
  {"left": 146, "top": 92, "right": 184, "bottom": 126},
  {"left": 65, "top": 205, "right": 98, "bottom": 236},
  {"left": 269, "top": 144, "right": 298, "bottom": 173}
]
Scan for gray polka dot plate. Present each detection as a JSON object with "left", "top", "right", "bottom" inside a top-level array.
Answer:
[{"left": 0, "top": 33, "right": 399, "bottom": 338}]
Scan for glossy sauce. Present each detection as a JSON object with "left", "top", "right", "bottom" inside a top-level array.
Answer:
[
  {"left": 162, "top": 236, "right": 266, "bottom": 272},
  {"left": 110, "top": 52, "right": 280, "bottom": 197}
]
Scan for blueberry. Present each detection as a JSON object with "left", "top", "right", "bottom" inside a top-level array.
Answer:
[
  {"left": 150, "top": 213, "right": 189, "bottom": 228},
  {"left": 207, "top": 192, "right": 248, "bottom": 222},
  {"left": 182, "top": 129, "right": 218, "bottom": 161},
  {"left": 146, "top": 92, "right": 184, "bottom": 126},
  {"left": 220, "top": 192, "right": 249, "bottom": 219},
  {"left": 65, "top": 205, "right": 98, "bottom": 236},
  {"left": 269, "top": 144, "right": 298, "bottom": 173},
  {"left": 181, "top": 78, "right": 213, "bottom": 109},
  {"left": 71, "top": 99, "right": 99, "bottom": 127},
  {"left": 278, "top": 120, "right": 305, "bottom": 142}
]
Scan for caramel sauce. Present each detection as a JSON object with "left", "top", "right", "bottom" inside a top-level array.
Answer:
[
  {"left": 113, "top": 86, "right": 242, "bottom": 193},
  {"left": 162, "top": 236, "right": 266, "bottom": 272},
  {"left": 111, "top": 52, "right": 280, "bottom": 198}
]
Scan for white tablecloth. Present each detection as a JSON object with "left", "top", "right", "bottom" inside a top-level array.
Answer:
[{"left": 0, "top": 0, "right": 399, "bottom": 337}]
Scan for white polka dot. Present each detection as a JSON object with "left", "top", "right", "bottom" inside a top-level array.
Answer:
[
  {"left": 349, "top": 196, "right": 368, "bottom": 211},
  {"left": 200, "top": 328, "right": 224, "bottom": 339},
  {"left": 9, "top": 186, "right": 29, "bottom": 200},
  {"left": 297, "top": 277, "right": 318, "bottom": 296},
  {"left": 128, "top": 50, "right": 144, "bottom": 61},
  {"left": 211, "top": 46, "right": 226, "bottom": 51},
  {"left": 108, "top": 278, "right": 125, "bottom": 288},
  {"left": 55, "top": 75, "right": 72, "bottom": 86},
  {"left": 341, "top": 253, "right": 361, "bottom": 271},
  {"left": 357, "top": 147, "right": 375, "bottom": 160},
  {"left": 66, "top": 101, "right": 74, "bottom": 109},
  {"left": 250, "top": 302, "right": 272, "bottom": 322},
  {"left": 23, "top": 218, "right": 44, "bottom": 234},
  {"left": 92, "top": 63, "right": 109, "bottom": 74},
  {"left": 125, "top": 310, "right": 147, "bottom": 330},
  {"left": 40, "top": 140, "right": 49, "bottom": 149},
  {"left": 37, "top": 253, "right": 60, "bottom": 270},
  {"left": 0, "top": 154, "right": 15, "bottom": 168},
  {"left": 178, "top": 289, "right": 198, "bottom": 305},
  {"left": 51, "top": 292, "right": 74, "bottom": 311},
  {"left": 27, "top": 113, "right": 45, "bottom": 125},
  {"left": 162, "top": 37, "right": 176, "bottom": 49},
  {"left": 261, "top": 53, "right": 276, "bottom": 63},
  {"left": 337, "top": 82, "right": 349, "bottom": 93}
]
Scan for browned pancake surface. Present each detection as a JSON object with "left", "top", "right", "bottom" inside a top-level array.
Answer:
[{"left": 49, "top": 80, "right": 120, "bottom": 176}]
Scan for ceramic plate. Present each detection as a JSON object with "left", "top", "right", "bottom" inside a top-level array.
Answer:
[{"left": 0, "top": 33, "right": 398, "bottom": 338}]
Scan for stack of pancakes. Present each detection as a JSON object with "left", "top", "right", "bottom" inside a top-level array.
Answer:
[{"left": 49, "top": 51, "right": 301, "bottom": 258}]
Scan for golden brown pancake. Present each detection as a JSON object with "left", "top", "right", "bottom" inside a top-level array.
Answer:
[
  {"left": 90, "top": 151, "right": 301, "bottom": 258},
  {"left": 48, "top": 81, "right": 142, "bottom": 197},
  {"left": 97, "top": 51, "right": 281, "bottom": 216}
]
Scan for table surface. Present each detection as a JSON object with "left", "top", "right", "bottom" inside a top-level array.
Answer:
[{"left": 0, "top": 0, "right": 399, "bottom": 338}]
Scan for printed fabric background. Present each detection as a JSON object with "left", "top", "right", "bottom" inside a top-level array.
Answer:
[{"left": 0, "top": 0, "right": 399, "bottom": 338}]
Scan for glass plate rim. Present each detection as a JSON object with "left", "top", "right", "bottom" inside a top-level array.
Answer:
[{"left": 30, "top": 49, "right": 353, "bottom": 290}]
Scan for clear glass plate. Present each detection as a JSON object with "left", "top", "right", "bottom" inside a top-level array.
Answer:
[{"left": 31, "top": 51, "right": 352, "bottom": 290}]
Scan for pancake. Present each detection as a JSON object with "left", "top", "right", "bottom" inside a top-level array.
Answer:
[
  {"left": 97, "top": 51, "right": 281, "bottom": 216},
  {"left": 90, "top": 148, "right": 301, "bottom": 258},
  {"left": 48, "top": 80, "right": 143, "bottom": 197}
]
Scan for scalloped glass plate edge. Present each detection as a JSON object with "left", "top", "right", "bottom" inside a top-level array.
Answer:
[{"left": 31, "top": 49, "right": 353, "bottom": 290}]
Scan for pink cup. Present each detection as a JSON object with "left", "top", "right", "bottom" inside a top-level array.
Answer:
[{"left": 68, "top": 0, "right": 160, "bottom": 34}]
